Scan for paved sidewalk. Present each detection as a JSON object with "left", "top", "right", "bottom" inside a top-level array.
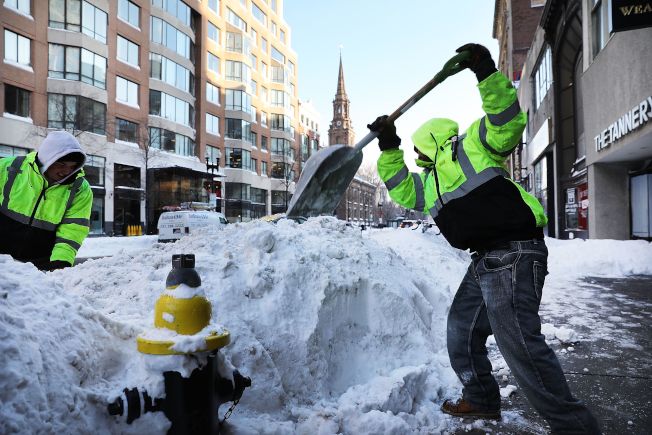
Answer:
[{"left": 451, "top": 275, "right": 652, "bottom": 434}]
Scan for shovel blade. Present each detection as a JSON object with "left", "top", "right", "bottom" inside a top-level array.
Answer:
[{"left": 286, "top": 144, "right": 363, "bottom": 218}]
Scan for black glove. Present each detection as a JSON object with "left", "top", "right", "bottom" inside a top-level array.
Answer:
[
  {"left": 367, "top": 115, "right": 401, "bottom": 151},
  {"left": 45, "top": 260, "right": 71, "bottom": 271},
  {"left": 456, "top": 43, "right": 497, "bottom": 82}
]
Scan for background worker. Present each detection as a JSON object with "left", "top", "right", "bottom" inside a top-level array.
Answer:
[
  {"left": 369, "top": 43, "right": 600, "bottom": 434},
  {"left": 0, "top": 131, "right": 93, "bottom": 271}
]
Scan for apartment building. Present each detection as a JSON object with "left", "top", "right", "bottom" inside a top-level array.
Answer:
[{"left": 0, "top": 0, "right": 305, "bottom": 234}]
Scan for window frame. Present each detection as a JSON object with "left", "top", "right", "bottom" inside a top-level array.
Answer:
[
  {"left": 4, "top": 83, "right": 31, "bottom": 118},
  {"left": 4, "top": 29, "right": 31, "bottom": 66}
]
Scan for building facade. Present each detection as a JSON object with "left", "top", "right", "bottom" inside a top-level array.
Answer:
[
  {"left": 326, "top": 55, "right": 376, "bottom": 225},
  {"left": 499, "top": 0, "right": 652, "bottom": 240},
  {"left": 0, "top": 0, "right": 304, "bottom": 234}
]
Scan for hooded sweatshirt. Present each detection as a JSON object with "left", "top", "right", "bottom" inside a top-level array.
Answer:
[{"left": 0, "top": 131, "right": 93, "bottom": 267}]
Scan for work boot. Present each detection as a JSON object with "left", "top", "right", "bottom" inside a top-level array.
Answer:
[{"left": 441, "top": 398, "right": 501, "bottom": 420}]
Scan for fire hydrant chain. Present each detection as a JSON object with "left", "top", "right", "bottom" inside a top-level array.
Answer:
[{"left": 222, "top": 397, "right": 240, "bottom": 421}]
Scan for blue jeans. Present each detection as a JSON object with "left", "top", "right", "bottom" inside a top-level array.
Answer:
[{"left": 446, "top": 239, "right": 601, "bottom": 434}]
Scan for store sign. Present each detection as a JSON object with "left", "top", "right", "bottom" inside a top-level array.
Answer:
[
  {"left": 612, "top": 1, "right": 652, "bottom": 32},
  {"left": 595, "top": 96, "right": 652, "bottom": 152}
]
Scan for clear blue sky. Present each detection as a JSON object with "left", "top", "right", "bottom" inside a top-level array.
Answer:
[{"left": 283, "top": 0, "right": 500, "bottom": 169}]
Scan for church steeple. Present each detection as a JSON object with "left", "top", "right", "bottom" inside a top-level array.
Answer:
[
  {"left": 337, "top": 54, "right": 346, "bottom": 96},
  {"left": 328, "top": 53, "right": 355, "bottom": 146}
]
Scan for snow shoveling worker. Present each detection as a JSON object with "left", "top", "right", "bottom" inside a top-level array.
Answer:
[
  {"left": 0, "top": 130, "right": 93, "bottom": 271},
  {"left": 368, "top": 43, "right": 601, "bottom": 434}
]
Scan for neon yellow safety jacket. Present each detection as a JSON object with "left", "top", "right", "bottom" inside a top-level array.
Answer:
[
  {"left": 0, "top": 152, "right": 93, "bottom": 265},
  {"left": 378, "top": 71, "right": 547, "bottom": 251}
]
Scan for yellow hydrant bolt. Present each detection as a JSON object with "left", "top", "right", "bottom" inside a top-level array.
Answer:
[{"left": 136, "top": 254, "right": 230, "bottom": 355}]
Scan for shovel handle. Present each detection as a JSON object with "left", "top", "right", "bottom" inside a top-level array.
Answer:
[{"left": 354, "top": 51, "right": 470, "bottom": 153}]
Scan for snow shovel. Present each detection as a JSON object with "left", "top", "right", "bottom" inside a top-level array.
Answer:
[{"left": 286, "top": 51, "right": 470, "bottom": 218}]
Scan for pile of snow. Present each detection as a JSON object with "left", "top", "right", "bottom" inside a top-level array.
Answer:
[{"left": 1, "top": 218, "right": 651, "bottom": 434}]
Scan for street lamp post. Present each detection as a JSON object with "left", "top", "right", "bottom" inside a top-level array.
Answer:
[{"left": 205, "top": 152, "right": 222, "bottom": 213}]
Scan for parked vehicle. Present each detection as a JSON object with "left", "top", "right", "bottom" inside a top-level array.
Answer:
[{"left": 157, "top": 211, "right": 228, "bottom": 242}]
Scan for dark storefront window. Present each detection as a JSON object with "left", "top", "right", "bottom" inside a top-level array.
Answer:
[{"left": 115, "top": 163, "right": 140, "bottom": 188}]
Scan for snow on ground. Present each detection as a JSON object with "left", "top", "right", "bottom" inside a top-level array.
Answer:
[{"left": 1, "top": 218, "right": 651, "bottom": 434}]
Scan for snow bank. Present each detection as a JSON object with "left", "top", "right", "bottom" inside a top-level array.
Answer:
[{"left": 1, "top": 220, "right": 650, "bottom": 434}]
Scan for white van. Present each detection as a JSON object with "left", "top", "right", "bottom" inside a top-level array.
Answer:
[{"left": 157, "top": 210, "right": 228, "bottom": 242}]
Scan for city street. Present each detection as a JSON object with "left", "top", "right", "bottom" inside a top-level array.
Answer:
[{"left": 453, "top": 275, "right": 652, "bottom": 435}]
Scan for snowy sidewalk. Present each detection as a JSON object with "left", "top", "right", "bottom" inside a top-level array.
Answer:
[{"left": 451, "top": 275, "right": 652, "bottom": 435}]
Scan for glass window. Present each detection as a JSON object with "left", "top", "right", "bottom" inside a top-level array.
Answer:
[
  {"left": 260, "top": 112, "right": 267, "bottom": 126},
  {"left": 0, "top": 144, "right": 29, "bottom": 158},
  {"left": 117, "top": 35, "right": 139, "bottom": 67},
  {"left": 533, "top": 46, "right": 552, "bottom": 110},
  {"left": 225, "top": 60, "right": 250, "bottom": 83},
  {"left": 208, "top": 52, "right": 220, "bottom": 75},
  {"left": 252, "top": 2, "right": 266, "bottom": 25},
  {"left": 81, "top": 1, "right": 107, "bottom": 43},
  {"left": 84, "top": 155, "right": 105, "bottom": 186},
  {"left": 208, "top": 0, "right": 219, "bottom": 14},
  {"left": 250, "top": 79, "right": 257, "bottom": 95},
  {"left": 250, "top": 28, "right": 257, "bottom": 45},
  {"left": 225, "top": 89, "right": 252, "bottom": 113},
  {"left": 118, "top": 0, "right": 139, "bottom": 28},
  {"left": 271, "top": 138, "right": 291, "bottom": 156},
  {"left": 205, "top": 144, "right": 220, "bottom": 163},
  {"left": 4, "top": 29, "right": 30, "bottom": 66},
  {"left": 149, "top": 126, "right": 195, "bottom": 156},
  {"left": 225, "top": 118, "right": 252, "bottom": 142},
  {"left": 271, "top": 46, "right": 284, "bottom": 63},
  {"left": 261, "top": 135, "right": 267, "bottom": 151},
  {"left": 261, "top": 37, "right": 268, "bottom": 53},
  {"left": 116, "top": 77, "right": 139, "bottom": 107},
  {"left": 208, "top": 21, "right": 220, "bottom": 44},
  {"left": 49, "top": 0, "right": 81, "bottom": 32},
  {"left": 591, "top": 0, "right": 612, "bottom": 59},
  {"left": 270, "top": 114, "right": 290, "bottom": 132},
  {"left": 49, "top": 44, "right": 106, "bottom": 89},
  {"left": 150, "top": 16, "right": 192, "bottom": 60},
  {"left": 47, "top": 93, "right": 106, "bottom": 134},
  {"left": 206, "top": 82, "right": 220, "bottom": 105},
  {"left": 148, "top": 90, "right": 193, "bottom": 127},
  {"left": 271, "top": 65, "right": 287, "bottom": 84},
  {"left": 116, "top": 118, "right": 138, "bottom": 143},
  {"left": 270, "top": 89, "right": 288, "bottom": 108},
  {"left": 271, "top": 21, "right": 277, "bottom": 35},
  {"left": 4, "top": 0, "right": 30, "bottom": 15},
  {"left": 226, "top": 8, "right": 246, "bottom": 31},
  {"left": 206, "top": 113, "right": 219, "bottom": 135},
  {"left": 226, "top": 31, "right": 249, "bottom": 54},
  {"left": 261, "top": 62, "right": 267, "bottom": 79},
  {"left": 280, "top": 29, "right": 285, "bottom": 43},
  {"left": 261, "top": 160, "right": 267, "bottom": 175},
  {"left": 225, "top": 148, "right": 254, "bottom": 171},
  {"left": 149, "top": 53, "right": 194, "bottom": 95},
  {"left": 4, "top": 84, "right": 30, "bottom": 118},
  {"left": 288, "top": 60, "right": 295, "bottom": 76},
  {"left": 81, "top": 48, "right": 106, "bottom": 88}
]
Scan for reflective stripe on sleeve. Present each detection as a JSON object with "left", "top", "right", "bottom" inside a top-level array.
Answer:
[
  {"left": 55, "top": 237, "right": 81, "bottom": 251},
  {"left": 487, "top": 99, "right": 521, "bottom": 126},
  {"left": 479, "top": 118, "right": 517, "bottom": 157},
  {"left": 384, "top": 166, "right": 409, "bottom": 190},
  {"left": 61, "top": 217, "right": 90, "bottom": 226},
  {"left": 412, "top": 173, "right": 425, "bottom": 211}
]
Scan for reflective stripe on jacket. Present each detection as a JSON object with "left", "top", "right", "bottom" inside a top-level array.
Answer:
[
  {"left": 377, "top": 71, "right": 547, "bottom": 251},
  {"left": 0, "top": 152, "right": 92, "bottom": 264}
]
